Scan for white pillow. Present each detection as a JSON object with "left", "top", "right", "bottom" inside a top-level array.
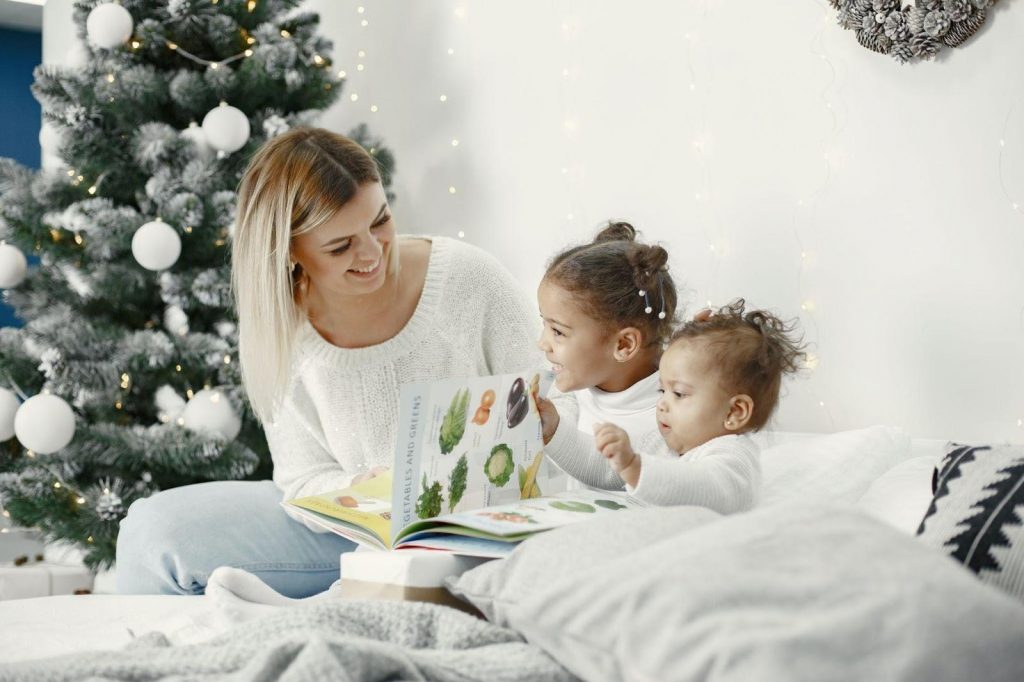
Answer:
[
  {"left": 758, "top": 426, "right": 911, "bottom": 506},
  {"left": 856, "top": 454, "right": 940, "bottom": 534},
  {"left": 505, "top": 503, "right": 1024, "bottom": 682},
  {"left": 446, "top": 505, "right": 721, "bottom": 626}
]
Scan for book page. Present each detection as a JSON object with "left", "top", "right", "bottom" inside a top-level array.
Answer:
[
  {"left": 286, "top": 472, "right": 394, "bottom": 547},
  {"left": 395, "top": 489, "right": 645, "bottom": 543},
  {"left": 390, "top": 370, "right": 567, "bottom": 540}
]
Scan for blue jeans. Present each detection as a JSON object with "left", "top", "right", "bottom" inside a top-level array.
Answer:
[{"left": 115, "top": 480, "right": 356, "bottom": 597}]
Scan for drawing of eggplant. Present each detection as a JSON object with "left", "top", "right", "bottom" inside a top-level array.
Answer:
[{"left": 506, "top": 377, "right": 529, "bottom": 428}]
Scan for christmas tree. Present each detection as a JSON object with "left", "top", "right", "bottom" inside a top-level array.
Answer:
[{"left": 0, "top": 0, "right": 393, "bottom": 569}]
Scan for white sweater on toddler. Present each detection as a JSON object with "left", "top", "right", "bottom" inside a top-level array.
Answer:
[{"left": 545, "top": 376, "right": 761, "bottom": 514}]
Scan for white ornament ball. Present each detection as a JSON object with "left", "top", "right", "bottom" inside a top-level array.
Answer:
[
  {"left": 182, "top": 389, "right": 241, "bottom": 441},
  {"left": 131, "top": 220, "right": 181, "bottom": 271},
  {"left": 86, "top": 3, "right": 134, "bottom": 50},
  {"left": 65, "top": 41, "right": 91, "bottom": 69},
  {"left": 181, "top": 122, "right": 214, "bottom": 161},
  {"left": 0, "top": 388, "right": 20, "bottom": 441},
  {"left": 0, "top": 243, "right": 29, "bottom": 288},
  {"left": 201, "top": 104, "right": 250, "bottom": 154},
  {"left": 14, "top": 393, "right": 76, "bottom": 454}
]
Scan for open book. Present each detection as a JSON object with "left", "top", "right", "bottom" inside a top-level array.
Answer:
[{"left": 285, "top": 370, "right": 645, "bottom": 557}]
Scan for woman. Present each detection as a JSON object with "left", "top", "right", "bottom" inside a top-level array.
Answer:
[{"left": 116, "top": 128, "right": 540, "bottom": 596}]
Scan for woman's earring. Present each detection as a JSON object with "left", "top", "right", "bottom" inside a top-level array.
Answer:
[{"left": 289, "top": 261, "right": 297, "bottom": 274}]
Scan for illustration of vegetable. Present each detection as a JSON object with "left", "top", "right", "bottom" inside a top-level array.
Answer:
[
  {"left": 518, "top": 450, "right": 545, "bottom": 499},
  {"left": 471, "top": 389, "right": 497, "bottom": 425},
  {"left": 335, "top": 495, "right": 359, "bottom": 508},
  {"left": 594, "top": 499, "right": 627, "bottom": 510},
  {"left": 439, "top": 388, "right": 470, "bottom": 454},
  {"left": 415, "top": 475, "right": 444, "bottom": 519},
  {"left": 506, "top": 377, "right": 529, "bottom": 428},
  {"left": 448, "top": 453, "right": 469, "bottom": 512},
  {"left": 549, "top": 500, "right": 596, "bottom": 513},
  {"left": 476, "top": 511, "right": 537, "bottom": 524},
  {"left": 485, "top": 444, "right": 516, "bottom": 487}
]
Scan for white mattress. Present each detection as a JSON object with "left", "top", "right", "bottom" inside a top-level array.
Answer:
[
  {"left": 0, "top": 594, "right": 213, "bottom": 663},
  {"left": 0, "top": 431, "right": 949, "bottom": 665}
]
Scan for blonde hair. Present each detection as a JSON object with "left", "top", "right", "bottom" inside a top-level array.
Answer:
[{"left": 232, "top": 127, "right": 396, "bottom": 423}]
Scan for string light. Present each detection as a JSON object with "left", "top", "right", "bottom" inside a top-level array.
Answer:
[
  {"left": 350, "top": 93, "right": 359, "bottom": 102},
  {"left": 439, "top": 94, "right": 447, "bottom": 102},
  {"left": 337, "top": 70, "right": 347, "bottom": 79},
  {"left": 280, "top": 29, "right": 291, "bottom": 38},
  {"left": 451, "top": 139, "right": 459, "bottom": 147},
  {"left": 448, "top": 186, "right": 457, "bottom": 194},
  {"left": 357, "top": 64, "right": 365, "bottom": 71},
  {"left": 165, "top": 39, "right": 254, "bottom": 69},
  {"left": 370, "top": 105, "right": 378, "bottom": 112}
]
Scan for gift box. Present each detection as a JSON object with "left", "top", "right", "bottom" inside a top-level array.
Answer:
[
  {"left": 338, "top": 549, "right": 490, "bottom": 615},
  {"left": 0, "top": 561, "right": 94, "bottom": 601}
]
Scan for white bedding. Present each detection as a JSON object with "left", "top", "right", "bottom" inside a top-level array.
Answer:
[
  {"left": 0, "top": 595, "right": 212, "bottom": 663},
  {"left": 0, "top": 429, "right": 949, "bottom": 665}
]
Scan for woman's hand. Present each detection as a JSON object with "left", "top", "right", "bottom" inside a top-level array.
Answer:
[
  {"left": 536, "top": 396, "right": 560, "bottom": 444},
  {"left": 351, "top": 465, "right": 389, "bottom": 485}
]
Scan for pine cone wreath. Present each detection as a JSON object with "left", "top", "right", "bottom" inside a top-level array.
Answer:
[
  {"left": 910, "top": 33, "right": 941, "bottom": 60},
  {"left": 857, "top": 28, "right": 890, "bottom": 54},
  {"left": 884, "top": 11, "right": 910, "bottom": 41},
  {"left": 889, "top": 40, "right": 914, "bottom": 63},
  {"left": 834, "top": 0, "right": 998, "bottom": 62},
  {"left": 944, "top": 9, "right": 986, "bottom": 46},
  {"left": 943, "top": 0, "right": 972, "bottom": 22}
]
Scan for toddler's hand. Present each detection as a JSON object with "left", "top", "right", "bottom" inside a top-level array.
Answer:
[
  {"left": 593, "top": 423, "right": 635, "bottom": 472},
  {"left": 536, "top": 396, "right": 560, "bottom": 444}
]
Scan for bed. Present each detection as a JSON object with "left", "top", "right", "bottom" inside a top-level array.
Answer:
[{"left": 1, "top": 427, "right": 1022, "bottom": 681}]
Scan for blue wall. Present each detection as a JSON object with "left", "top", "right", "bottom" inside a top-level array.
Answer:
[{"left": 0, "top": 26, "right": 41, "bottom": 328}]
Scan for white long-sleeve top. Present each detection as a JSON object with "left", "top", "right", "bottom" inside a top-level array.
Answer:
[
  {"left": 545, "top": 380, "right": 761, "bottom": 514},
  {"left": 265, "top": 236, "right": 542, "bottom": 531}
]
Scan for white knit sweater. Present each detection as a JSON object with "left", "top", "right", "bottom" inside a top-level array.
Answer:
[
  {"left": 545, "top": 381, "right": 762, "bottom": 514},
  {"left": 265, "top": 236, "right": 542, "bottom": 531}
]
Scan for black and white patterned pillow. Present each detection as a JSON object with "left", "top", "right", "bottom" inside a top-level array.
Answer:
[{"left": 917, "top": 443, "right": 1024, "bottom": 601}]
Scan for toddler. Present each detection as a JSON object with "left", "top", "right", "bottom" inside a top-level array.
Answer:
[{"left": 594, "top": 299, "right": 805, "bottom": 511}]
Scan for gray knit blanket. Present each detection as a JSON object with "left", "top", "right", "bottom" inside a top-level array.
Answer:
[{"left": 0, "top": 599, "right": 576, "bottom": 682}]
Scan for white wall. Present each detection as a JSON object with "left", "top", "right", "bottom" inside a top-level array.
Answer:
[
  {"left": 312, "top": 0, "right": 1024, "bottom": 443},
  {"left": 42, "top": 1, "right": 1024, "bottom": 443}
]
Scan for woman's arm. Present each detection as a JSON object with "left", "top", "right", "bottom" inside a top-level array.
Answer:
[{"left": 264, "top": 395, "right": 355, "bottom": 533}]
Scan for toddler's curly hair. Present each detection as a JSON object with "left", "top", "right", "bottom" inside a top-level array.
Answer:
[{"left": 670, "top": 299, "right": 806, "bottom": 431}]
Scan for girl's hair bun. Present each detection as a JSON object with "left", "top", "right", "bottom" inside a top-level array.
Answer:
[{"left": 593, "top": 221, "right": 637, "bottom": 244}]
